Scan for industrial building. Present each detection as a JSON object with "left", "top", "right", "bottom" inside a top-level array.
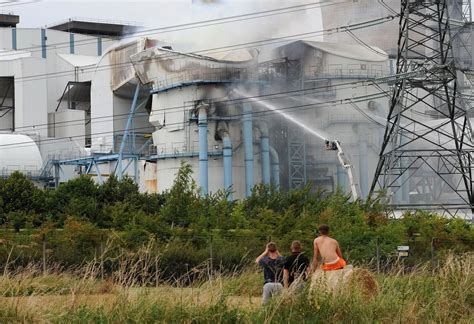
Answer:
[{"left": 0, "top": 0, "right": 472, "bottom": 212}]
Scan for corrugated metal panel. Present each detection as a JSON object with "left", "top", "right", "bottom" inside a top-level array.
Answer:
[{"left": 109, "top": 38, "right": 147, "bottom": 91}]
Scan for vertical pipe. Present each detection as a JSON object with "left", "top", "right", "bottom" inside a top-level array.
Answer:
[
  {"left": 359, "top": 141, "right": 369, "bottom": 199},
  {"left": 198, "top": 107, "right": 208, "bottom": 196},
  {"left": 41, "top": 29, "right": 46, "bottom": 58},
  {"left": 269, "top": 145, "right": 280, "bottom": 189},
  {"left": 260, "top": 136, "right": 270, "bottom": 185},
  {"left": 69, "top": 33, "right": 75, "bottom": 54},
  {"left": 11, "top": 28, "right": 16, "bottom": 50},
  {"left": 54, "top": 163, "right": 60, "bottom": 188},
  {"left": 223, "top": 136, "right": 233, "bottom": 200},
  {"left": 243, "top": 102, "right": 253, "bottom": 197},
  {"left": 97, "top": 37, "right": 102, "bottom": 56}
]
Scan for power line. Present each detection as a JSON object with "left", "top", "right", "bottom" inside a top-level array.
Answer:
[
  {"left": 0, "top": 91, "right": 387, "bottom": 150},
  {"left": 0, "top": 1, "right": 340, "bottom": 57},
  {"left": 0, "top": 0, "right": 40, "bottom": 8},
  {"left": 6, "top": 15, "right": 395, "bottom": 84},
  {"left": 1, "top": 75, "right": 391, "bottom": 133}
]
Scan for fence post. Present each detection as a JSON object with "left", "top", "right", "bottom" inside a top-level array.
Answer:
[
  {"left": 431, "top": 237, "right": 436, "bottom": 269},
  {"left": 209, "top": 235, "right": 213, "bottom": 280},
  {"left": 42, "top": 234, "right": 47, "bottom": 275},
  {"left": 155, "top": 258, "right": 159, "bottom": 288},
  {"left": 100, "top": 240, "right": 104, "bottom": 280},
  {"left": 376, "top": 238, "right": 380, "bottom": 274}
]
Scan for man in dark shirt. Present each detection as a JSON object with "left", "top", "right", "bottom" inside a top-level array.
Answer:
[
  {"left": 255, "top": 242, "right": 285, "bottom": 304},
  {"left": 283, "top": 240, "right": 310, "bottom": 288}
]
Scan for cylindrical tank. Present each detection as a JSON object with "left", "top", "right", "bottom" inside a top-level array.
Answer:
[
  {"left": 0, "top": 134, "right": 43, "bottom": 175},
  {"left": 130, "top": 47, "right": 260, "bottom": 199}
]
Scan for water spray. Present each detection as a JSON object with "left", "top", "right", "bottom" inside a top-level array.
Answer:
[{"left": 234, "top": 89, "right": 360, "bottom": 201}]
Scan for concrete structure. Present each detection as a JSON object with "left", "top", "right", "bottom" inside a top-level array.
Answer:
[{"left": 0, "top": 17, "right": 136, "bottom": 186}]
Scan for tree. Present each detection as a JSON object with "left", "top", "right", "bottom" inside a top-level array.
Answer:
[
  {"left": 160, "top": 163, "right": 200, "bottom": 227},
  {"left": 0, "top": 172, "right": 40, "bottom": 214}
]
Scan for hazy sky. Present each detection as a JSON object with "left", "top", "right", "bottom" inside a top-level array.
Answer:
[
  {"left": 3, "top": 1, "right": 321, "bottom": 28},
  {"left": 2, "top": 0, "right": 323, "bottom": 51}
]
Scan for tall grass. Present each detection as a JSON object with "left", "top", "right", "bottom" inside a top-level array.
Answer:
[{"left": 0, "top": 249, "right": 472, "bottom": 323}]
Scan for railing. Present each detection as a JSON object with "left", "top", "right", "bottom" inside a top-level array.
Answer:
[
  {"left": 1, "top": 167, "right": 43, "bottom": 179},
  {"left": 155, "top": 141, "right": 221, "bottom": 157},
  {"left": 308, "top": 67, "right": 390, "bottom": 79},
  {"left": 151, "top": 69, "right": 258, "bottom": 92}
]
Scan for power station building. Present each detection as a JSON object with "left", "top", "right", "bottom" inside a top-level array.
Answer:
[
  {"left": 0, "top": 11, "right": 393, "bottom": 199},
  {"left": 0, "top": 5, "right": 471, "bottom": 210}
]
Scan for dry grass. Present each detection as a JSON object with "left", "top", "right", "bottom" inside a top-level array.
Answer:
[{"left": 0, "top": 250, "right": 472, "bottom": 323}]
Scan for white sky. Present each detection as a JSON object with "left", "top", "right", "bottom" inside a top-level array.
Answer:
[{"left": 1, "top": 0, "right": 323, "bottom": 51}]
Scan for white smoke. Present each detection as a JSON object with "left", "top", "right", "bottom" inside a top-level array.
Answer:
[{"left": 153, "top": 0, "right": 323, "bottom": 54}]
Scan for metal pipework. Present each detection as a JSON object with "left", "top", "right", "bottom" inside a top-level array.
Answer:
[
  {"left": 243, "top": 102, "right": 253, "bottom": 197},
  {"left": 223, "top": 135, "right": 233, "bottom": 200},
  {"left": 218, "top": 123, "right": 233, "bottom": 199},
  {"left": 269, "top": 145, "right": 280, "bottom": 188},
  {"left": 257, "top": 121, "right": 271, "bottom": 185},
  {"left": 198, "top": 104, "right": 209, "bottom": 196}
]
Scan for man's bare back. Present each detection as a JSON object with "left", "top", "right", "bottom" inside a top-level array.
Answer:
[
  {"left": 312, "top": 224, "right": 346, "bottom": 271},
  {"left": 314, "top": 236, "right": 341, "bottom": 263}
]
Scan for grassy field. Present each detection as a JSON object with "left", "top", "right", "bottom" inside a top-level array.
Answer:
[{"left": 0, "top": 254, "right": 472, "bottom": 323}]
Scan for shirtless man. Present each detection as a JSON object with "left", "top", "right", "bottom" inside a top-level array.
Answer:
[{"left": 312, "top": 224, "right": 347, "bottom": 271}]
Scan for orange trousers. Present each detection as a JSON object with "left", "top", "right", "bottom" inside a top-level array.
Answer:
[{"left": 321, "top": 258, "right": 346, "bottom": 271}]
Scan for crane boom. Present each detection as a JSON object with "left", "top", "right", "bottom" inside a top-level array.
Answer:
[{"left": 325, "top": 140, "right": 360, "bottom": 201}]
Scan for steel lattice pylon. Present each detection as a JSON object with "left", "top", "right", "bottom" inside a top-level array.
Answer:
[{"left": 370, "top": 0, "right": 474, "bottom": 212}]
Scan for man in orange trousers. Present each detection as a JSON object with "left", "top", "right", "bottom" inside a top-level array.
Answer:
[{"left": 312, "top": 224, "right": 347, "bottom": 271}]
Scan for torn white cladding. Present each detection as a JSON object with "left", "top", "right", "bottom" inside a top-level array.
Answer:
[
  {"left": 106, "top": 38, "right": 158, "bottom": 91},
  {"left": 130, "top": 47, "right": 258, "bottom": 130},
  {"left": 130, "top": 47, "right": 258, "bottom": 88},
  {"left": 139, "top": 161, "right": 158, "bottom": 194}
]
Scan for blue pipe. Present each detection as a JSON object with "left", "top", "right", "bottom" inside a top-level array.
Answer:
[
  {"left": 11, "top": 28, "right": 16, "bottom": 50},
  {"left": 69, "top": 33, "right": 75, "bottom": 54},
  {"left": 198, "top": 107, "right": 208, "bottom": 196},
  {"left": 359, "top": 141, "right": 369, "bottom": 199},
  {"left": 269, "top": 145, "right": 280, "bottom": 189},
  {"left": 41, "top": 29, "right": 46, "bottom": 58},
  {"left": 223, "top": 136, "right": 233, "bottom": 200},
  {"left": 243, "top": 102, "right": 253, "bottom": 197},
  {"left": 261, "top": 136, "right": 270, "bottom": 185},
  {"left": 97, "top": 37, "right": 103, "bottom": 56}
]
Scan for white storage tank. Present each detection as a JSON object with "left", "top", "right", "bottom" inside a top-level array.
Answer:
[{"left": 0, "top": 134, "right": 43, "bottom": 177}]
